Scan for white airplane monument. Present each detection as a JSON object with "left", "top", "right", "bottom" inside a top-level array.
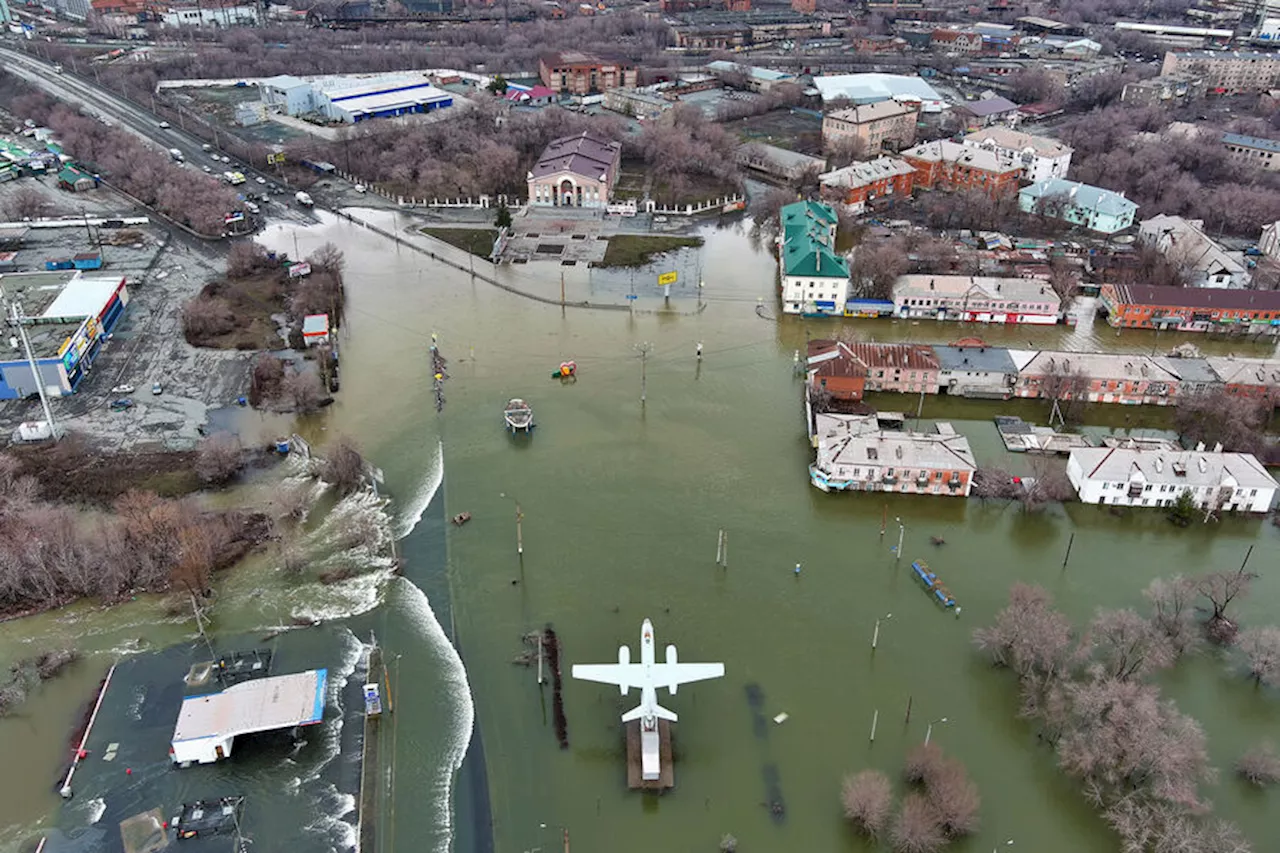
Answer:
[{"left": 572, "top": 618, "right": 724, "bottom": 783}]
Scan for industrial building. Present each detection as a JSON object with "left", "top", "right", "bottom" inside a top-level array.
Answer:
[
  {"left": 170, "top": 669, "right": 328, "bottom": 765},
  {"left": 260, "top": 74, "right": 453, "bottom": 124},
  {"left": 0, "top": 270, "right": 129, "bottom": 399}
]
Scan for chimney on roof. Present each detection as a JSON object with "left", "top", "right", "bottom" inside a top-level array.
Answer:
[
  {"left": 896, "top": 445, "right": 903, "bottom": 459},
  {"left": 1195, "top": 441, "right": 1205, "bottom": 452},
  {"left": 1155, "top": 457, "right": 1163, "bottom": 473},
  {"left": 1213, "top": 442, "right": 1223, "bottom": 453},
  {"left": 1198, "top": 456, "right": 1207, "bottom": 473}
]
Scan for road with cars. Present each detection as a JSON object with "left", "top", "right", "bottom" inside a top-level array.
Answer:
[{"left": 0, "top": 45, "right": 312, "bottom": 224}]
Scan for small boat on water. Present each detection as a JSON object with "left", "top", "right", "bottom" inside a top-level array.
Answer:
[
  {"left": 452, "top": 512, "right": 472, "bottom": 526},
  {"left": 504, "top": 398, "right": 534, "bottom": 433}
]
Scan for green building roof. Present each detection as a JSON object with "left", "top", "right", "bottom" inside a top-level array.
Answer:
[{"left": 779, "top": 200, "right": 848, "bottom": 279}]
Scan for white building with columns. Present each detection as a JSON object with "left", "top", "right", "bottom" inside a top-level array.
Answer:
[{"left": 527, "top": 132, "right": 622, "bottom": 209}]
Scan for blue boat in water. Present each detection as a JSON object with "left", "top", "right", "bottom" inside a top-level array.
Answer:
[{"left": 911, "top": 560, "right": 957, "bottom": 608}]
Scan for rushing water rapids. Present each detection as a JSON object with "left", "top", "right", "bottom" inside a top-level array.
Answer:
[{"left": 3, "top": 209, "right": 1279, "bottom": 853}]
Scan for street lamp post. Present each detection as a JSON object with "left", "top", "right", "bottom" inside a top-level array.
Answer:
[
  {"left": 500, "top": 492, "right": 523, "bottom": 556},
  {"left": 924, "top": 717, "right": 949, "bottom": 746},
  {"left": 895, "top": 517, "right": 905, "bottom": 563}
]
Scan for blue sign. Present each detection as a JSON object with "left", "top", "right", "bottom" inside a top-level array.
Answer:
[{"left": 626, "top": 294, "right": 638, "bottom": 300}]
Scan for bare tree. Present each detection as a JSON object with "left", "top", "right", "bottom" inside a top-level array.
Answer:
[
  {"left": 308, "top": 242, "right": 346, "bottom": 278},
  {"left": 891, "top": 793, "right": 945, "bottom": 853},
  {"left": 3, "top": 186, "right": 55, "bottom": 220},
  {"left": 903, "top": 743, "right": 946, "bottom": 786},
  {"left": 971, "top": 466, "right": 1019, "bottom": 500},
  {"left": 1173, "top": 389, "right": 1268, "bottom": 455},
  {"left": 1195, "top": 568, "right": 1257, "bottom": 645},
  {"left": 1020, "top": 458, "right": 1076, "bottom": 511},
  {"left": 321, "top": 437, "right": 366, "bottom": 497},
  {"left": 718, "top": 834, "right": 737, "bottom": 853},
  {"left": 226, "top": 241, "right": 272, "bottom": 279},
  {"left": 195, "top": 434, "right": 244, "bottom": 486},
  {"left": 283, "top": 370, "right": 326, "bottom": 414},
  {"left": 1236, "top": 627, "right": 1280, "bottom": 686},
  {"left": 1236, "top": 742, "right": 1280, "bottom": 786},
  {"left": 925, "top": 758, "right": 981, "bottom": 838},
  {"left": 1084, "top": 608, "right": 1175, "bottom": 682},
  {"left": 849, "top": 238, "right": 908, "bottom": 300},
  {"left": 841, "top": 770, "right": 893, "bottom": 838},
  {"left": 972, "top": 583, "right": 1076, "bottom": 682},
  {"left": 181, "top": 295, "right": 237, "bottom": 343},
  {"left": 250, "top": 354, "right": 286, "bottom": 405},
  {"left": 1142, "top": 576, "right": 1201, "bottom": 658}
]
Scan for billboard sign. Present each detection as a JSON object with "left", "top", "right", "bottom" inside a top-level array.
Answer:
[
  {"left": 657, "top": 271, "right": 678, "bottom": 286},
  {"left": 58, "top": 316, "right": 100, "bottom": 373}
]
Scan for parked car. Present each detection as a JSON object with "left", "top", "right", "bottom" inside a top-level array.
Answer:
[
  {"left": 353, "top": 184, "right": 367, "bottom": 194},
  {"left": 256, "top": 176, "right": 267, "bottom": 184},
  {"left": 109, "top": 398, "right": 133, "bottom": 411},
  {"left": 202, "top": 143, "right": 213, "bottom": 152},
  {"left": 158, "top": 121, "right": 170, "bottom": 129},
  {"left": 110, "top": 383, "right": 135, "bottom": 395},
  {"left": 151, "top": 382, "right": 163, "bottom": 395}
]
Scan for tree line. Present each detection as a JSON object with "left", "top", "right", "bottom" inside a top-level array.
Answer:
[
  {"left": 2, "top": 75, "right": 239, "bottom": 236},
  {"left": 973, "top": 569, "right": 1277, "bottom": 853}
]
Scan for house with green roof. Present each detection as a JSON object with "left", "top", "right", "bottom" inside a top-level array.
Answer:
[
  {"left": 57, "top": 165, "right": 98, "bottom": 193},
  {"left": 779, "top": 201, "right": 850, "bottom": 316},
  {"left": 1018, "top": 178, "right": 1137, "bottom": 234}
]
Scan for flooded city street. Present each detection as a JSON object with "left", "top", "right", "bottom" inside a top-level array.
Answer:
[{"left": 2, "top": 210, "right": 1278, "bottom": 853}]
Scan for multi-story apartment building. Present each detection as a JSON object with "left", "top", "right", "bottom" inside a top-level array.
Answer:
[
  {"left": 539, "top": 52, "right": 637, "bottom": 95},
  {"left": 899, "top": 140, "right": 1021, "bottom": 198},
  {"left": 1221, "top": 132, "right": 1280, "bottom": 172},
  {"left": 892, "top": 274, "right": 1061, "bottom": 324},
  {"left": 818, "top": 157, "right": 916, "bottom": 213},
  {"left": 1120, "top": 74, "right": 1207, "bottom": 107},
  {"left": 821, "top": 101, "right": 920, "bottom": 154},
  {"left": 1018, "top": 179, "right": 1138, "bottom": 234},
  {"left": 1067, "top": 447, "right": 1278, "bottom": 512},
  {"left": 778, "top": 201, "right": 849, "bottom": 316},
  {"left": 1160, "top": 49, "right": 1280, "bottom": 94},
  {"left": 960, "top": 127, "right": 1073, "bottom": 183},
  {"left": 809, "top": 414, "right": 976, "bottom": 496},
  {"left": 1100, "top": 283, "right": 1280, "bottom": 335}
]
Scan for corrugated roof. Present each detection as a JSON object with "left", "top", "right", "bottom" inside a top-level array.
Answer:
[
  {"left": 1019, "top": 179, "right": 1137, "bottom": 217},
  {"left": 172, "top": 669, "right": 328, "bottom": 746},
  {"left": 819, "top": 157, "right": 915, "bottom": 189},
  {"left": 780, "top": 201, "right": 847, "bottom": 279},
  {"left": 933, "top": 344, "right": 1017, "bottom": 373},
  {"left": 1105, "top": 283, "right": 1280, "bottom": 311},
  {"left": 1222, "top": 132, "right": 1280, "bottom": 154},
  {"left": 901, "top": 140, "right": 1019, "bottom": 174}
]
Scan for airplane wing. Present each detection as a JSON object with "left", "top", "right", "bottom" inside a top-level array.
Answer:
[
  {"left": 651, "top": 663, "right": 725, "bottom": 687},
  {"left": 571, "top": 663, "right": 644, "bottom": 689}
]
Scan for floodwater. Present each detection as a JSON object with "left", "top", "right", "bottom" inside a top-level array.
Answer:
[{"left": 3, "top": 210, "right": 1279, "bottom": 853}]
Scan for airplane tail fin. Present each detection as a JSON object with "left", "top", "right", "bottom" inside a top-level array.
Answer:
[{"left": 622, "top": 703, "right": 678, "bottom": 723}]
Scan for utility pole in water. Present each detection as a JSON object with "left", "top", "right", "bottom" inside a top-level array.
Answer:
[{"left": 635, "top": 342, "right": 653, "bottom": 408}]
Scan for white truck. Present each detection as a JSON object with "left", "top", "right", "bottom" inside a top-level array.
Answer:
[
  {"left": 223, "top": 171, "right": 246, "bottom": 186},
  {"left": 169, "top": 148, "right": 184, "bottom": 162},
  {"left": 295, "top": 191, "right": 314, "bottom": 207}
]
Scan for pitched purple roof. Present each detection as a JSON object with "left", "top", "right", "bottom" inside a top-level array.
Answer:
[
  {"left": 531, "top": 132, "right": 621, "bottom": 180},
  {"left": 961, "top": 96, "right": 1019, "bottom": 117}
]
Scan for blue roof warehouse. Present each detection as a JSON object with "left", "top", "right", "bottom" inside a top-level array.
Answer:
[{"left": 0, "top": 270, "right": 130, "bottom": 399}]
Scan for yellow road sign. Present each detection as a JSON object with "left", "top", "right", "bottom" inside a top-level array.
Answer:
[{"left": 658, "top": 271, "right": 678, "bottom": 286}]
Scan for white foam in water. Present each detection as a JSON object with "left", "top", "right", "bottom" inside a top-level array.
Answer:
[
  {"left": 397, "top": 577, "right": 476, "bottom": 853},
  {"left": 302, "top": 627, "right": 365, "bottom": 784},
  {"left": 301, "top": 781, "right": 358, "bottom": 852},
  {"left": 80, "top": 797, "right": 106, "bottom": 825},
  {"left": 396, "top": 440, "right": 443, "bottom": 540}
]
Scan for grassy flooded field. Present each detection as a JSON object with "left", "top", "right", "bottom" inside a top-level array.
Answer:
[
  {"left": 601, "top": 234, "right": 704, "bottom": 267},
  {"left": 420, "top": 227, "right": 497, "bottom": 257}
]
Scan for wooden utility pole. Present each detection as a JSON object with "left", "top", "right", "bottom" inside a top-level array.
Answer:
[
  {"left": 516, "top": 502, "right": 524, "bottom": 556},
  {"left": 904, "top": 695, "right": 913, "bottom": 724},
  {"left": 560, "top": 272, "right": 566, "bottom": 310},
  {"left": 1061, "top": 532, "right": 1075, "bottom": 570}
]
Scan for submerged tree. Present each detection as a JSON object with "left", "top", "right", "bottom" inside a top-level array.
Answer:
[
  {"left": 1237, "top": 627, "right": 1280, "bottom": 687},
  {"left": 1195, "top": 568, "right": 1258, "bottom": 644},
  {"left": 972, "top": 583, "right": 1075, "bottom": 682},
  {"left": 1236, "top": 742, "right": 1280, "bottom": 787},
  {"left": 1143, "top": 575, "right": 1201, "bottom": 658},
  {"left": 1085, "top": 608, "right": 1175, "bottom": 682},
  {"left": 891, "top": 793, "right": 945, "bottom": 853},
  {"left": 841, "top": 770, "right": 893, "bottom": 839}
]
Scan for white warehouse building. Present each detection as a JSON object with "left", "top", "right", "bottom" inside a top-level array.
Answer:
[
  {"left": 1066, "top": 447, "right": 1278, "bottom": 513},
  {"left": 260, "top": 74, "right": 454, "bottom": 124}
]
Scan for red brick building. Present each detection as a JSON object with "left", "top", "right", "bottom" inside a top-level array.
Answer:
[
  {"left": 807, "top": 340, "right": 868, "bottom": 401},
  {"left": 900, "top": 139, "right": 1021, "bottom": 199},
  {"left": 849, "top": 342, "right": 940, "bottom": 394},
  {"left": 791, "top": 0, "right": 815, "bottom": 12},
  {"left": 818, "top": 157, "right": 915, "bottom": 214},
  {"left": 1100, "top": 283, "right": 1280, "bottom": 336},
  {"left": 930, "top": 29, "right": 982, "bottom": 53},
  {"left": 539, "top": 52, "right": 638, "bottom": 96}
]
